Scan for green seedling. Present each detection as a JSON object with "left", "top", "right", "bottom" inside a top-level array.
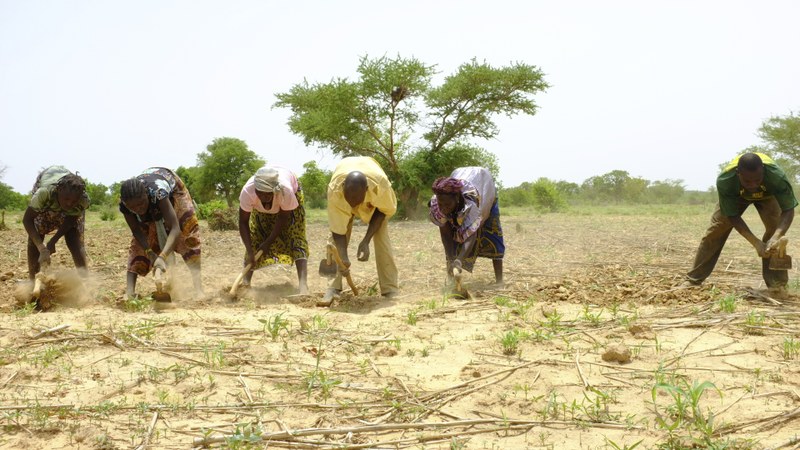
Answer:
[
  {"left": 782, "top": 336, "right": 800, "bottom": 360},
  {"left": 258, "top": 312, "right": 290, "bottom": 340},
  {"left": 500, "top": 329, "right": 522, "bottom": 355},
  {"left": 716, "top": 293, "right": 737, "bottom": 313},
  {"left": 652, "top": 379, "right": 721, "bottom": 438}
]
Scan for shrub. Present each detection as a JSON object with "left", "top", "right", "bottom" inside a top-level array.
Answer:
[
  {"left": 208, "top": 208, "right": 238, "bottom": 231},
  {"left": 100, "top": 207, "right": 117, "bottom": 221},
  {"left": 530, "top": 178, "right": 567, "bottom": 212},
  {"left": 196, "top": 199, "right": 228, "bottom": 220}
]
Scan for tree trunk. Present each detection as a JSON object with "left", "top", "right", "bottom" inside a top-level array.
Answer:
[{"left": 396, "top": 186, "right": 424, "bottom": 219}]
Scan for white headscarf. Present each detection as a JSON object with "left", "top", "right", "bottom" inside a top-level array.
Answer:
[{"left": 254, "top": 167, "right": 282, "bottom": 193}]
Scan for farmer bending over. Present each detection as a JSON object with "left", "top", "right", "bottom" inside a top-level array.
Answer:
[
  {"left": 428, "top": 167, "right": 504, "bottom": 285},
  {"left": 23, "top": 166, "right": 90, "bottom": 280},
  {"left": 322, "top": 156, "right": 398, "bottom": 304},
  {"left": 685, "top": 152, "right": 797, "bottom": 295},
  {"left": 119, "top": 167, "right": 203, "bottom": 299},
  {"left": 238, "top": 165, "right": 309, "bottom": 294}
]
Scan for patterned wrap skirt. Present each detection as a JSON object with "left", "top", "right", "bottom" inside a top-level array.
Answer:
[
  {"left": 247, "top": 189, "right": 309, "bottom": 269},
  {"left": 33, "top": 210, "right": 85, "bottom": 244},
  {"left": 127, "top": 176, "right": 201, "bottom": 276},
  {"left": 458, "top": 198, "right": 505, "bottom": 273}
]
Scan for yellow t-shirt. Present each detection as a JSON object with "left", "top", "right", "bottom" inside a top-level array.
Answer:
[{"left": 327, "top": 157, "right": 397, "bottom": 235}]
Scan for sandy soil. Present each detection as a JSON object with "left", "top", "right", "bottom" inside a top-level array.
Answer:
[{"left": 0, "top": 206, "right": 799, "bottom": 449}]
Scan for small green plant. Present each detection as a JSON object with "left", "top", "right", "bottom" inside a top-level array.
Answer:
[
  {"left": 581, "top": 305, "right": 603, "bottom": 327},
  {"left": 542, "top": 310, "right": 565, "bottom": 334},
  {"left": 425, "top": 298, "right": 439, "bottom": 310},
  {"left": 33, "top": 345, "right": 67, "bottom": 368},
  {"left": 122, "top": 295, "right": 152, "bottom": 312},
  {"left": 654, "top": 335, "right": 663, "bottom": 355},
  {"left": 605, "top": 438, "right": 643, "bottom": 450},
  {"left": 203, "top": 341, "right": 227, "bottom": 368},
  {"left": 500, "top": 329, "right": 522, "bottom": 356},
  {"left": 14, "top": 301, "right": 37, "bottom": 318},
  {"left": 782, "top": 336, "right": 800, "bottom": 360},
  {"left": 310, "top": 314, "right": 330, "bottom": 332},
  {"left": 513, "top": 382, "right": 534, "bottom": 401},
  {"left": 449, "top": 437, "right": 467, "bottom": 450},
  {"left": 494, "top": 296, "right": 512, "bottom": 307},
  {"left": 539, "top": 390, "right": 562, "bottom": 420},
  {"left": 652, "top": 379, "right": 721, "bottom": 438},
  {"left": 258, "top": 312, "right": 290, "bottom": 340},
  {"left": 225, "top": 422, "right": 263, "bottom": 450},
  {"left": 743, "top": 310, "right": 766, "bottom": 335},
  {"left": 366, "top": 282, "right": 379, "bottom": 296},
  {"left": 716, "top": 293, "right": 737, "bottom": 313},
  {"left": 304, "top": 338, "right": 341, "bottom": 402},
  {"left": 123, "top": 318, "right": 164, "bottom": 340},
  {"left": 406, "top": 309, "right": 418, "bottom": 325}
]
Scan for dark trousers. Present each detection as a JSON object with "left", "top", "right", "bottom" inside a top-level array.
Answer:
[{"left": 687, "top": 197, "right": 787, "bottom": 288}]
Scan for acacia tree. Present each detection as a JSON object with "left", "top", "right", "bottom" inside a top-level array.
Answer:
[
  {"left": 197, "top": 137, "right": 264, "bottom": 207},
  {"left": 750, "top": 111, "right": 800, "bottom": 183},
  {"left": 274, "top": 55, "right": 548, "bottom": 217}
]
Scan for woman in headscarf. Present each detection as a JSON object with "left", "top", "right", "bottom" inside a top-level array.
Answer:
[
  {"left": 119, "top": 167, "right": 203, "bottom": 299},
  {"left": 238, "top": 165, "right": 309, "bottom": 294},
  {"left": 429, "top": 167, "right": 505, "bottom": 285},
  {"left": 23, "top": 166, "right": 90, "bottom": 280}
]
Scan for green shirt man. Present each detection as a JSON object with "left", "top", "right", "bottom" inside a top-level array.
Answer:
[
  {"left": 716, "top": 152, "right": 797, "bottom": 217},
  {"left": 686, "top": 152, "right": 797, "bottom": 292}
]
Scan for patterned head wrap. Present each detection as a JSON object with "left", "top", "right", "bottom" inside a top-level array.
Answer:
[
  {"left": 432, "top": 177, "right": 464, "bottom": 195},
  {"left": 254, "top": 167, "right": 282, "bottom": 193}
]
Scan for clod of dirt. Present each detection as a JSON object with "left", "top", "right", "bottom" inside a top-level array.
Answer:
[
  {"left": 0, "top": 271, "right": 13, "bottom": 281},
  {"left": 374, "top": 346, "right": 398, "bottom": 357},
  {"left": 602, "top": 344, "right": 632, "bottom": 364},
  {"left": 460, "top": 366, "right": 482, "bottom": 378},
  {"left": 627, "top": 323, "right": 653, "bottom": 338}
]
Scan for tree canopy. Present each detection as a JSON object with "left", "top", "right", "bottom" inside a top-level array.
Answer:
[
  {"left": 297, "top": 161, "right": 331, "bottom": 209},
  {"left": 274, "top": 55, "right": 548, "bottom": 216},
  {"left": 197, "top": 137, "right": 264, "bottom": 207},
  {"left": 750, "top": 111, "right": 800, "bottom": 183}
]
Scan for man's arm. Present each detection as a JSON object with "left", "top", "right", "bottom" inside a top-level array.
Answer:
[
  {"left": 357, "top": 209, "right": 386, "bottom": 261},
  {"left": 23, "top": 207, "right": 50, "bottom": 265},
  {"left": 729, "top": 215, "right": 767, "bottom": 256},
  {"left": 239, "top": 208, "right": 253, "bottom": 264},
  {"left": 453, "top": 232, "right": 479, "bottom": 271},
  {"left": 46, "top": 215, "right": 78, "bottom": 253},
  {"left": 332, "top": 232, "right": 350, "bottom": 268},
  {"left": 158, "top": 198, "right": 181, "bottom": 257},
  {"left": 438, "top": 224, "right": 458, "bottom": 278},
  {"left": 766, "top": 208, "right": 795, "bottom": 253},
  {"left": 122, "top": 211, "right": 154, "bottom": 258}
]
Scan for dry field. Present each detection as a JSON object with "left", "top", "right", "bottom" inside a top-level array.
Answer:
[{"left": 1, "top": 204, "right": 799, "bottom": 449}]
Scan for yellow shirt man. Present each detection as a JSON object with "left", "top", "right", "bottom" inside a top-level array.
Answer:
[{"left": 324, "top": 157, "right": 398, "bottom": 302}]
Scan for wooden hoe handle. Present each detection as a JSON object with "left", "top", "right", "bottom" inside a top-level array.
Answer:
[
  {"left": 229, "top": 249, "right": 264, "bottom": 295},
  {"left": 327, "top": 244, "right": 358, "bottom": 296}
]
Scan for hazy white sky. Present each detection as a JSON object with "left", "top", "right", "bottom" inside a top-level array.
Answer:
[{"left": 1, "top": 0, "right": 799, "bottom": 194}]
